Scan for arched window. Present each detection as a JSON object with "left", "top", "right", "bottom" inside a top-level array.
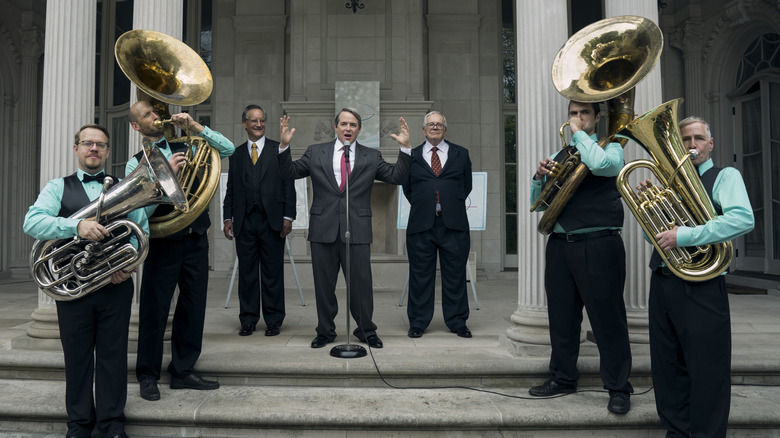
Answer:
[{"left": 733, "top": 33, "right": 780, "bottom": 274}]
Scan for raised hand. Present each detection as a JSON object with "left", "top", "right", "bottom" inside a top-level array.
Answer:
[
  {"left": 389, "top": 117, "right": 411, "bottom": 148},
  {"left": 280, "top": 115, "right": 296, "bottom": 148}
]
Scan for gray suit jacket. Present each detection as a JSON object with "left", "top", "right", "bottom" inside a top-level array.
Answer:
[{"left": 278, "top": 141, "right": 411, "bottom": 244}]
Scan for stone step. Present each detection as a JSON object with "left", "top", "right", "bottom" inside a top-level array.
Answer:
[{"left": 1, "top": 378, "right": 779, "bottom": 437}]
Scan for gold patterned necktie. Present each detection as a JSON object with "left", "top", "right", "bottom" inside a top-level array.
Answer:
[{"left": 251, "top": 142, "right": 258, "bottom": 165}]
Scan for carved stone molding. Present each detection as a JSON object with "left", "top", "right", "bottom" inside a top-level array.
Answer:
[
  {"left": 0, "top": 23, "right": 21, "bottom": 67},
  {"left": 703, "top": 0, "right": 780, "bottom": 62},
  {"left": 18, "top": 25, "right": 43, "bottom": 59}
]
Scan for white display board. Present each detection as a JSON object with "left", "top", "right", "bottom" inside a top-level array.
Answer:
[
  {"left": 218, "top": 173, "right": 309, "bottom": 230},
  {"left": 397, "top": 172, "right": 487, "bottom": 231}
]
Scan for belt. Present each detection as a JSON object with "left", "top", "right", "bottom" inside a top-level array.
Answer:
[
  {"left": 435, "top": 210, "right": 442, "bottom": 217},
  {"left": 550, "top": 229, "right": 621, "bottom": 242}
]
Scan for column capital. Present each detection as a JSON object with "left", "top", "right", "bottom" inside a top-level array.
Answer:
[
  {"left": 0, "top": 23, "right": 21, "bottom": 67},
  {"left": 669, "top": 19, "right": 705, "bottom": 53},
  {"left": 18, "top": 25, "right": 44, "bottom": 60}
]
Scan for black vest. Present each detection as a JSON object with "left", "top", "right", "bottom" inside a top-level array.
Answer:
[
  {"left": 551, "top": 148, "right": 624, "bottom": 231},
  {"left": 59, "top": 173, "right": 131, "bottom": 245},
  {"left": 243, "top": 146, "right": 265, "bottom": 213},
  {"left": 132, "top": 142, "right": 211, "bottom": 239},
  {"left": 648, "top": 166, "right": 723, "bottom": 269}
]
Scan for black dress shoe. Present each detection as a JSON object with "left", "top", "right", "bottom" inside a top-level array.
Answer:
[
  {"left": 453, "top": 326, "right": 472, "bottom": 338},
  {"left": 265, "top": 326, "right": 280, "bottom": 336},
  {"left": 528, "top": 378, "right": 577, "bottom": 396},
  {"left": 311, "top": 335, "right": 333, "bottom": 348},
  {"left": 355, "top": 331, "right": 383, "bottom": 348},
  {"left": 239, "top": 323, "right": 256, "bottom": 336},
  {"left": 608, "top": 390, "right": 631, "bottom": 414},
  {"left": 170, "top": 373, "right": 220, "bottom": 390},
  {"left": 139, "top": 375, "right": 160, "bottom": 401},
  {"left": 109, "top": 433, "right": 130, "bottom": 438},
  {"left": 408, "top": 328, "right": 424, "bottom": 338}
]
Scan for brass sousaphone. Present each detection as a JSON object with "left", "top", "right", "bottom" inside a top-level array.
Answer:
[
  {"left": 531, "top": 16, "right": 663, "bottom": 234},
  {"left": 115, "top": 29, "right": 221, "bottom": 238}
]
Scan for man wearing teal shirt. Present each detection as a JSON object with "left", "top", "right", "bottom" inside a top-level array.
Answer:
[
  {"left": 643, "top": 117, "right": 753, "bottom": 437},
  {"left": 529, "top": 101, "right": 633, "bottom": 415},
  {"left": 126, "top": 100, "right": 235, "bottom": 402},
  {"left": 24, "top": 124, "right": 148, "bottom": 438}
]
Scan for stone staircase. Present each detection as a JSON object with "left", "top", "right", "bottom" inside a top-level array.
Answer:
[{"left": 1, "top": 279, "right": 780, "bottom": 437}]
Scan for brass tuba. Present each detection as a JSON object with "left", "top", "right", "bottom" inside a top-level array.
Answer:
[
  {"left": 616, "top": 98, "right": 733, "bottom": 282},
  {"left": 115, "top": 29, "right": 220, "bottom": 238},
  {"left": 31, "top": 147, "right": 188, "bottom": 301},
  {"left": 531, "top": 15, "right": 663, "bottom": 234}
]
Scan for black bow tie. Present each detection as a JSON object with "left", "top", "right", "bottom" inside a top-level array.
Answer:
[{"left": 82, "top": 172, "right": 106, "bottom": 183}]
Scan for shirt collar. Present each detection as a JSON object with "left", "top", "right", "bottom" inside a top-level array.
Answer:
[
  {"left": 697, "top": 158, "right": 714, "bottom": 175},
  {"left": 77, "top": 168, "right": 105, "bottom": 182},
  {"left": 247, "top": 136, "right": 265, "bottom": 148},
  {"left": 424, "top": 140, "right": 449, "bottom": 154},
  {"left": 335, "top": 139, "right": 355, "bottom": 153}
]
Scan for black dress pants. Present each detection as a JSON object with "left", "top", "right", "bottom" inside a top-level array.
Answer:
[
  {"left": 649, "top": 270, "right": 730, "bottom": 437},
  {"left": 310, "top": 240, "right": 376, "bottom": 340},
  {"left": 236, "top": 206, "right": 286, "bottom": 328},
  {"left": 406, "top": 215, "right": 470, "bottom": 331},
  {"left": 544, "top": 233, "right": 633, "bottom": 393},
  {"left": 57, "top": 280, "right": 133, "bottom": 438},
  {"left": 136, "top": 232, "right": 209, "bottom": 380}
]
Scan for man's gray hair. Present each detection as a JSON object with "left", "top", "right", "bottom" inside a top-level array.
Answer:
[
  {"left": 679, "top": 116, "right": 712, "bottom": 139},
  {"left": 423, "top": 111, "right": 447, "bottom": 128}
]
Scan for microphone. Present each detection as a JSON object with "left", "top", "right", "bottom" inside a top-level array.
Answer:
[{"left": 343, "top": 140, "right": 351, "bottom": 174}]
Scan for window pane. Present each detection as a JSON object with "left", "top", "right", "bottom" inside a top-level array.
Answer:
[
  {"left": 506, "top": 214, "right": 517, "bottom": 255},
  {"left": 505, "top": 164, "right": 517, "bottom": 214},
  {"left": 504, "top": 115, "right": 516, "bottom": 163},
  {"left": 112, "top": 0, "right": 134, "bottom": 106}
]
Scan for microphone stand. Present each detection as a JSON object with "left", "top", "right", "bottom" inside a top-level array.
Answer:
[{"left": 330, "top": 141, "right": 367, "bottom": 359}]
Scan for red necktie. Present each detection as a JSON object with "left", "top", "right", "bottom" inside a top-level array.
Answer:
[
  {"left": 431, "top": 147, "right": 441, "bottom": 204},
  {"left": 431, "top": 147, "right": 442, "bottom": 176},
  {"left": 339, "top": 146, "right": 349, "bottom": 192}
]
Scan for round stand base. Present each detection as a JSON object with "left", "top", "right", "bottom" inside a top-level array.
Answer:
[{"left": 330, "top": 343, "right": 367, "bottom": 358}]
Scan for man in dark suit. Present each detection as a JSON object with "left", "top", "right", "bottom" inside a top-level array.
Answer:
[
  {"left": 223, "top": 104, "right": 296, "bottom": 337},
  {"left": 403, "top": 111, "right": 473, "bottom": 339},
  {"left": 277, "top": 108, "right": 412, "bottom": 349}
]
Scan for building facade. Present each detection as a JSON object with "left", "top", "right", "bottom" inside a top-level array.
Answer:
[{"left": 0, "top": 0, "right": 777, "bottom": 342}]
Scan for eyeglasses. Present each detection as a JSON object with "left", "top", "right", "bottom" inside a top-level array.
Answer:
[
  {"left": 426, "top": 122, "right": 445, "bottom": 129},
  {"left": 79, "top": 140, "right": 108, "bottom": 150},
  {"left": 248, "top": 118, "right": 267, "bottom": 124}
]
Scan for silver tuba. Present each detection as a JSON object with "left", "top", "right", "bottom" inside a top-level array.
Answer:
[{"left": 30, "top": 146, "right": 188, "bottom": 301}]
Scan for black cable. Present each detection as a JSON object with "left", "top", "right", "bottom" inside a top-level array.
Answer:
[{"left": 356, "top": 325, "right": 655, "bottom": 400}]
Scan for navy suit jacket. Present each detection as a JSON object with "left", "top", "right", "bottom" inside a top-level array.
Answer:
[
  {"left": 278, "top": 141, "right": 411, "bottom": 244},
  {"left": 402, "top": 141, "right": 472, "bottom": 234},
  {"left": 223, "top": 139, "right": 296, "bottom": 237}
]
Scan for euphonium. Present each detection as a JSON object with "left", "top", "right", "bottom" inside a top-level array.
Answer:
[
  {"left": 115, "top": 29, "right": 220, "bottom": 239},
  {"left": 616, "top": 98, "right": 733, "bottom": 282},
  {"left": 30, "top": 147, "right": 188, "bottom": 301},
  {"left": 532, "top": 15, "right": 663, "bottom": 235}
]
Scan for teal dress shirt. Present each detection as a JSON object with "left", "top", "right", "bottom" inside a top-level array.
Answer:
[
  {"left": 125, "top": 125, "right": 236, "bottom": 217},
  {"left": 23, "top": 169, "right": 150, "bottom": 247}
]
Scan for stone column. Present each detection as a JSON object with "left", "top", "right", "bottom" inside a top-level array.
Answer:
[
  {"left": 605, "top": 0, "right": 663, "bottom": 343},
  {"left": 8, "top": 22, "right": 43, "bottom": 278},
  {"left": 129, "top": 0, "right": 184, "bottom": 153},
  {"left": 27, "top": 0, "right": 96, "bottom": 341},
  {"left": 669, "top": 19, "right": 706, "bottom": 117},
  {"left": 502, "top": 0, "right": 568, "bottom": 348},
  {"left": 127, "top": 0, "right": 185, "bottom": 340}
]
